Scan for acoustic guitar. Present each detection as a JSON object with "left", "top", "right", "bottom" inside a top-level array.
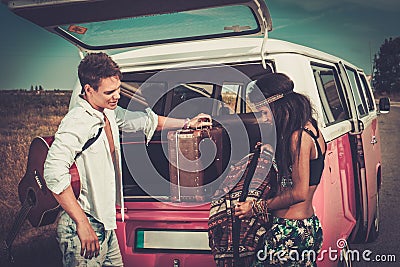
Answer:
[{"left": 1, "top": 136, "right": 80, "bottom": 262}]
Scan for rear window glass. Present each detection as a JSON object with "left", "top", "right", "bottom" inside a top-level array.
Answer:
[{"left": 57, "top": 5, "right": 259, "bottom": 49}]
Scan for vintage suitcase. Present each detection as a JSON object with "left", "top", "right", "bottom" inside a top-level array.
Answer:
[{"left": 168, "top": 127, "right": 223, "bottom": 202}]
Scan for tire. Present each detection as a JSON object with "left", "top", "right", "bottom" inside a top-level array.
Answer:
[
  {"left": 367, "top": 193, "right": 379, "bottom": 242},
  {"left": 337, "top": 242, "right": 353, "bottom": 267}
]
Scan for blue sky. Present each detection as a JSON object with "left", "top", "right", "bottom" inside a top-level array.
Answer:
[{"left": 0, "top": 0, "right": 399, "bottom": 90}]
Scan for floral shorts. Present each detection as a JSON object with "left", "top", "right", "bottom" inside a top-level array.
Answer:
[
  {"left": 57, "top": 211, "right": 123, "bottom": 267},
  {"left": 254, "top": 215, "right": 323, "bottom": 267}
]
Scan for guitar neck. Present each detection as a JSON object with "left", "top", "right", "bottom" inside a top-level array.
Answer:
[{"left": 2, "top": 198, "right": 33, "bottom": 258}]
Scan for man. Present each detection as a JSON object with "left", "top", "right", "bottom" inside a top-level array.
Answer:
[{"left": 44, "top": 52, "right": 211, "bottom": 266}]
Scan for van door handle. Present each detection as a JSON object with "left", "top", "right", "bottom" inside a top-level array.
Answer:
[{"left": 371, "top": 136, "right": 377, "bottom": 145}]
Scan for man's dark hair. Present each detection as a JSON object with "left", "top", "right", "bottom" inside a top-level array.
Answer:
[{"left": 78, "top": 52, "right": 122, "bottom": 93}]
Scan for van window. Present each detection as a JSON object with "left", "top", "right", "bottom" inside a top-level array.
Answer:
[
  {"left": 56, "top": 5, "right": 260, "bottom": 49},
  {"left": 312, "top": 64, "right": 350, "bottom": 125},
  {"left": 358, "top": 73, "right": 375, "bottom": 112},
  {"left": 220, "top": 83, "right": 242, "bottom": 114},
  {"left": 345, "top": 67, "right": 368, "bottom": 117},
  {"left": 170, "top": 83, "right": 214, "bottom": 118},
  {"left": 120, "top": 81, "right": 167, "bottom": 114}
]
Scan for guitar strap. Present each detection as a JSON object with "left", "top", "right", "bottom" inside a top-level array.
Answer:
[
  {"left": 74, "top": 127, "right": 103, "bottom": 160},
  {"left": 232, "top": 143, "right": 262, "bottom": 265}
]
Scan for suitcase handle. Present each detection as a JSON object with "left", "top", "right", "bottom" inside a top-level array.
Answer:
[{"left": 195, "top": 117, "right": 212, "bottom": 130}]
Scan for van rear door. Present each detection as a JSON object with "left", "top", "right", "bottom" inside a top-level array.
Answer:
[{"left": 3, "top": 0, "right": 272, "bottom": 53}]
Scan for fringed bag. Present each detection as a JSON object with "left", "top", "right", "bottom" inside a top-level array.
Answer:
[{"left": 208, "top": 146, "right": 277, "bottom": 267}]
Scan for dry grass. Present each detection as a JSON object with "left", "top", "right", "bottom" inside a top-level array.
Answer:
[{"left": 0, "top": 90, "right": 71, "bottom": 267}]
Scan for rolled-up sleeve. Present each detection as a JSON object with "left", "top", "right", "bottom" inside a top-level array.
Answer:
[
  {"left": 115, "top": 106, "right": 158, "bottom": 144},
  {"left": 44, "top": 108, "right": 98, "bottom": 194}
]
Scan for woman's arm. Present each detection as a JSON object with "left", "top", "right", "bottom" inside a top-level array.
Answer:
[
  {"left": 266, "top": 130, "right": 313, "bottom": 210},
  {"left": 234, "top": 130, "right": 314, "bottom": 217}
]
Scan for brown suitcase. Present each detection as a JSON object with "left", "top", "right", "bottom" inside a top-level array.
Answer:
[{"left": 168, "top": 127, "right": 223, "bottom": 202}]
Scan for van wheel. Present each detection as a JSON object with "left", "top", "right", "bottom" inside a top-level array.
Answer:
[
  {"left": 367, "top": 193, "right": 379, "bottom": 242},
  {"left": 337, "top": 243, "right": 353, "bottom": 267}
]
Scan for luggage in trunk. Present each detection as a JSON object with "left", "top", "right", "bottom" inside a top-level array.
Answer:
[{"left": 168, "top": 127, "right": 223, "bottom": 202}]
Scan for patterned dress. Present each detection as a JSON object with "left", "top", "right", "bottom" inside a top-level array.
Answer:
[{"left": 253, "top": 215, "right": 323, "bottom": 266}]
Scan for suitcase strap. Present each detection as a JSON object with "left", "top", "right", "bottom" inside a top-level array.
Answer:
[
  {"left": 173, "top": 128, "right": 213, "bottom": 202},
  {"left": 175, "top": 131, "right": 182, "bottom": 201}
]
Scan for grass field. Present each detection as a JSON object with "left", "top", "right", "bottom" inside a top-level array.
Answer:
[{"left": 0, "top": 90, "right": 71, "bottom": 267}]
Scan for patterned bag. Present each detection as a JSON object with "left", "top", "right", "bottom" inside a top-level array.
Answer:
[{"left": 208, "top": 148, "right": 277, "bottom": 267}]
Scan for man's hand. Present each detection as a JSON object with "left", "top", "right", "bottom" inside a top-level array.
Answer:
[
  {"left": 76, "top": 220, "right": 100, "bottom": 259},
  {"left": 52, "top": 186, "right": 100, "bottom": 259},
  {"left": 157, "top": 113, "right": 212, "bottom": 130},
  {"left": 188, "top": 113, "right": 212, "bottom": 129}
]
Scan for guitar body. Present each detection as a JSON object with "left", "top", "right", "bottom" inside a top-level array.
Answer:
[{"left": 18, "top": 136, "right": 80, "bottom": 227}]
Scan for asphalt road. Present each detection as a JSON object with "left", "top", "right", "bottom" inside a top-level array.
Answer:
[{"left": 352, "top": 105, "right": 400, "bottom": 266}]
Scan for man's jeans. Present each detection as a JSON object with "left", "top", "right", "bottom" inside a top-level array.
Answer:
[{"left": 57, "top": 211, "right": 123, "bottom": 267}]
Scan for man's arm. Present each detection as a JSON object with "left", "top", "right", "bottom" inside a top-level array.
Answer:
[
  {"left": 114, "top": 107, "right": 212, "bottom": 143},
  {"left": 156, "top": 113, "right": 212, "bottom": 131},
  {"left": 53, "top": 186, "right": 100, "bottom": 259},
  {"left": 44, "top": 109, "right": 101, "bottom": 259}
]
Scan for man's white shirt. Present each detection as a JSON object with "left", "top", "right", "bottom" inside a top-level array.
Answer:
[{"left": 44, "top": 96, "right": 158, "bottom": 230}]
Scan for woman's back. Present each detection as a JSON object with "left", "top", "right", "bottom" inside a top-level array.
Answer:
[{"left": 273, "top": 121, "right": 326, "bottom": 219}]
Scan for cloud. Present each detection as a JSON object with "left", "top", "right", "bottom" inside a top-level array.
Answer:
[
  {"left": 273, "top": 14, "right": 325, "bottom": 30},
  {"left": 345, "top": 0, "right": 400, "bottom": 11},
  {"left": 342, "top": 23, "right": 377, "bottom": 34},
  {"left": 276, "top": 0, "right": 338, "bottom": 12},
  {"left": 276, "top": 0, "right": 400, "bottom": 12}
]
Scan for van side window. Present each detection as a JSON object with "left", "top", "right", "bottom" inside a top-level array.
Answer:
[
  {"left": 345, "top": 67, "right": 368, "bottom": 117},
  {"left": 220, "top": 83, "right": 243, "bottom": 114},
  {"left": 358, "top": 73, "right": 375, "bottom": 112},
  {"left": 312, "top": 64, "right": 350, "bottom": 125}
]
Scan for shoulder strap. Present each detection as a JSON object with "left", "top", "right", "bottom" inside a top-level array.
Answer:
[
  {"left": 302, "top": 127, "right": 318, "bottom": 140},
  {"left": 74, "top": 127, "right": 103, "bottom": 160},
  {"left": 303, "top": 123, "right": 327, "bottom": 157},
  {"left": 233, "top": 143, "right": 262, "bottom": 263},
  {"left": 303, "top": 119, "right": 320, "bottom": 139},
  {"left": 239, "top": 145, "right": 262, "bottom": 202}
]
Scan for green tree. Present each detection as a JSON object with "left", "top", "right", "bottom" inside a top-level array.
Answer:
[{"left": 372, "top": 37, "right": 400, "bottom": 93}]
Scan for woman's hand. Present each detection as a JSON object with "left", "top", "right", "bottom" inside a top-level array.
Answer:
[
  {"left": 234, "top": 200, "right": 253, "bottom": 219},
  {"left": 261, "top": 143, "right": 274, "bottom": 154}
]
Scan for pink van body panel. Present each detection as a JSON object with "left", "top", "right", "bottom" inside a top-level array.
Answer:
[
  {"left": 361, "top": 117, "right": 381, "bottom": 238},
  {"left": 116, "top": 202, "right": 215, "bottom": 267},
  {"left": 313, "top": 134, "right": 357, "bottom": 266},
  {"left": 115, "top": 133, "right": 369, "bottom": 267}
]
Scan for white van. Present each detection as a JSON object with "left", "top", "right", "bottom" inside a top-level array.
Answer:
[{"left": 5, "top": 0, "right": 390, "bottom": 266}]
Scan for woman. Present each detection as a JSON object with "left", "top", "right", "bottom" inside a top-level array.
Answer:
[{"left": 234, "top": 73, "right": 326, "bottom": 266}]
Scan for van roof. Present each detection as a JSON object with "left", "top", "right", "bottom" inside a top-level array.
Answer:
[{"left": 112, "top": 38, "right": 362, "bottom": 72}]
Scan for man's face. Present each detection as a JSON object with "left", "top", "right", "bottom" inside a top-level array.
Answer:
[{"left": 86, "top": 75, "right": 121, "bottom": 111}]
